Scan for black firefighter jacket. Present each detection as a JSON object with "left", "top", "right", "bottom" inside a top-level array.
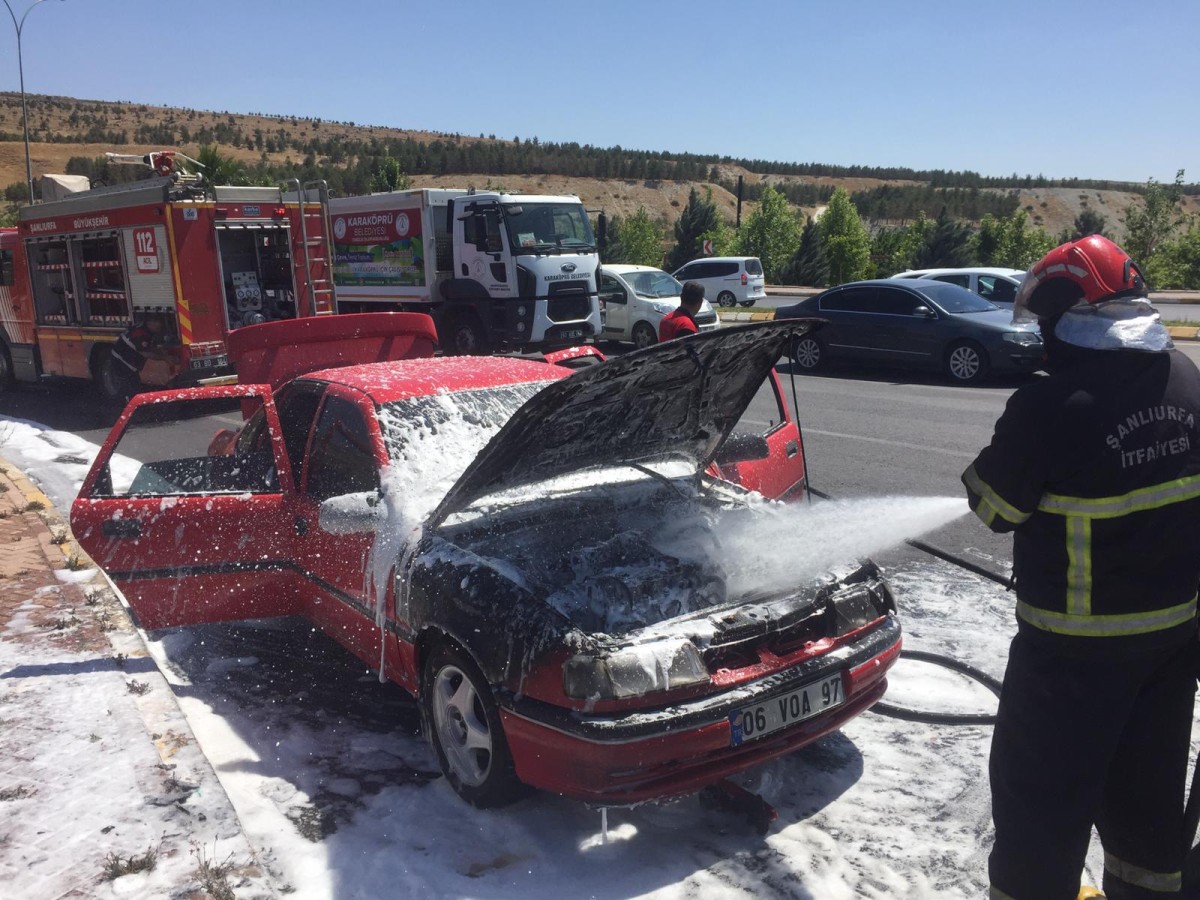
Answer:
[{"left": 963, "top": 345, "right": 1200, "bottom": 648}]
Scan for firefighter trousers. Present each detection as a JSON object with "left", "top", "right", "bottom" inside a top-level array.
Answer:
[{"left": 988, "top": 628, "right": 1197, "bottom": 900}]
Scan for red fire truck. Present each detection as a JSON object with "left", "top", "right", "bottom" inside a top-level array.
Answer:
[{"left": 0, "top": 154, "right": 333, "bottom": 399}]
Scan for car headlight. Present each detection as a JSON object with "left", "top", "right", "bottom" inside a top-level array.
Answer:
[
  {"left": 563, "top": 638, "right": 709, "bottom": 700},
  {"left": 651, "top": 302, "right": 677, "bottom": 315},
  {"left": 1002, "top": 331, "right": 1042, "bottom": 345}
]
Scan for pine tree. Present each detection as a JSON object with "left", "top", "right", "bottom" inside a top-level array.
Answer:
[
  {"left": 781, "top": 216, "right": 829, "bottom": 287},
  {"left": 665, "top": 188, "right": 720, "bottom": 271}
]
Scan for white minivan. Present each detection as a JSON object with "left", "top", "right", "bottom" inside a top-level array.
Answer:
[
  {"left": 672, "top": 257, "right": 767, "bottom": 308},
  {"left": 598, "top": 265, "right": 719, "bottom": 348}
]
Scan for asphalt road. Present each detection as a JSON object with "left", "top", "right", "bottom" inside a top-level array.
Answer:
[{"left": 753, "top": 289, "right": 1200, "bottom": 322}]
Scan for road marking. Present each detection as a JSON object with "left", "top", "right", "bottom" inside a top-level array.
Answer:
[{"left": 805, "top": 428, "right": 977, "bottom": 459}]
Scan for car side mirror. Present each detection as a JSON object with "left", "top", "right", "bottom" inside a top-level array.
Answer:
[
  {"left": 714, "top": 432, "right": 771, "bottom": 467},
  {"left": 913, "top": 306, "right": 936, "bottom": 318},
  {"left": 318, "top": 491, "right": 385, "bottom": 535}
]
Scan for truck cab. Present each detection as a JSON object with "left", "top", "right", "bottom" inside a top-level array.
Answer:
[{"left": 441, "top": 192, "right": 601, "bottom": 354}]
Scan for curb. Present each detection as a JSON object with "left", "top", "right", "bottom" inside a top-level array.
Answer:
[{"left": 0, "top": 456, "right": 278, "bottom": 898}]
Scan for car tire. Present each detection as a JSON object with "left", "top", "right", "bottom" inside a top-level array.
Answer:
[
  {"left": 737, "top": 298, "right": 755, "bottom": 308},
  {"left": 422, "top": 642, "right": 527, "bottom": 809},
  {"left": 717, "top": 291, "right": 738, "bottom": 308},
  {"left": 944, "top": 340, "right": 989, "bottom": 384},
  {"left": 631, "top": 321, "right": 658, "bottom": 349},
  {"left": 790, "top": 335, "right": 826, "bottom": 372},
  {"left": 444, "top": 314, "right": 490, "bottom": 357}
]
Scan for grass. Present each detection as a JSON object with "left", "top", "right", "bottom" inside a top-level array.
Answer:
[
  {"left": 191, "top": 843, "right": 238, "bottom": 900},
  {"left": 101, "top": 847, "right": 158, "bottom": 881},
  {"left": 125, "top": 679, "right": 151, "bottom": 696},
  {"left": 22, "top": 499, "right": 45, "bottom": 513}
]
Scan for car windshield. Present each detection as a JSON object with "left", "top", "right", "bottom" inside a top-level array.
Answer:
[
  {"left": 503, "top": 202, "right": 596, "bottom": 251},
  {"left": 919, "top": 280, "right": 999, "bottom": 313},
  {"left": 626, "top": 270, "right": 683, "bottom": 298}
]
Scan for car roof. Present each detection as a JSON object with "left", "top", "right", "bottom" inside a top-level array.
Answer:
[
  {"left": 603, "top": 264, "right": 669, "bottom": 275},
  {"left": 677, "top": 256, "right": 758, "bottom": 266},
  {"left": 892, "top": 267, "right": 1025, "bottom": 278},
  {"left": 306, "top": 356, "right": 569, "bottom": 405}
]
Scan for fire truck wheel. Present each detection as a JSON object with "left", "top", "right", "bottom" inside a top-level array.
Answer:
[
  {"left": 93, "top": 353, "right": 131, "bottom": 404},
  {"left": 445, "top": 315, "right": 490, "bottom": 356},
  {"left": 0, "top": 340, "right": 13, "bottom": 390}
]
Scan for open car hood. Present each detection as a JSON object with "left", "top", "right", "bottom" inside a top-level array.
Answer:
[{"left": 428, "top": 320, "right": 816, "bottom": 528}]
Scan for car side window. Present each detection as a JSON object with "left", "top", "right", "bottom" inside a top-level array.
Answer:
[
  {"left": 675, "top": 265, "right": 694, "bottom": 280},
  {"left": 599, "top": 274, "right": 627, "bottom": 305},
  {"left": 980, "top": 276, "right": 1017, "bottom": 303},
  {"left": 273, "top": 381, "right": 327, "bottom": 489},
  {"left": 94, "top": 395, "right": 280, "bottom": 498},
  {"left": 305, "top": 395, "right": 380, "bottom": 502},
  {"left": 932, "top": 274, "right": 970, "bottom": 288},
  {"left": 820, "top": 286, "right": 875, "bottom": 313},
  {"left": 876, "top": 287, "right": 924, "bottom": 315},
  {"left": 716, "top": 262, "right": 738, "bottom": 278}
]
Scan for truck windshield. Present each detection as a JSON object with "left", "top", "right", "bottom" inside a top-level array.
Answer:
[{"left": 503, "top": 203, "right": 595, "bottom": 252}]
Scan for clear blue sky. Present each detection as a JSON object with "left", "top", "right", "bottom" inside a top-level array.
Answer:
[{"left": 2, "top": 0, "right": 1196, "bottom": 184}]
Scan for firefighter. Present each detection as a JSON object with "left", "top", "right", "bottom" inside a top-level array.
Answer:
[
  {"left": 108, "top": 313, "right": 169, "bottom": 401},
  {"left": 659, "top": 281, "right": 704, "bottom": 341},
  {"left": 962, "top": 235, "right": 1200, "bottom": 899}
]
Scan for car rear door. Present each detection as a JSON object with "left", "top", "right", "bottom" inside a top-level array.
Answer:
[
  {"left": 598, "top": 272, "right": 631, "bottom": 340},
  {"left": 713, "top": 370, "right": 806, "bottom": 501},
  {"left": 70, "top": 385, "right": 301, "bottom": 630}
]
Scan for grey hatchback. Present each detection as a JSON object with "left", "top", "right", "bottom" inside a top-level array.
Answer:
[{"left": 775, "top": 279, "right": 1043, "bottom": 384}]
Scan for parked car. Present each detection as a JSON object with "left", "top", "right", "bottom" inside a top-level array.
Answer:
[
  {"left": 672, "top": 257, "right": 767, "bottom": 308},
  {"left": 598, "top": 264, "right": 718, "bottom": 348},
  {"left": 776, "top": 279, "right": 1043, "bottom": 384},
  {"left": 890, "top": 267, "right": 1026, "bottom": 307},
  {"left": 71, "top": 315, "right": 900, "bottom": 808}
]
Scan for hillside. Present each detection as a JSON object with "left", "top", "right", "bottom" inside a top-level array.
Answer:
[{"left": 3, "top": 93, "right": 1196, "bottom": 242}]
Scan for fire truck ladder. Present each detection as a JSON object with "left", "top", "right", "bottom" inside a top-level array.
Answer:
[{"left": 284, "top": 178, "right": 335, "bottom": 316}]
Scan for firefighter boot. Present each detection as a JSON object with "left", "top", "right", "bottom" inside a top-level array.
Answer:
[{"left": 1077, "top": 889, "right": 1105, "bottom": 900}]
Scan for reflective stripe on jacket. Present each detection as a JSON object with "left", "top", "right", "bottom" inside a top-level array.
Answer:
[{"left": 963, "top": 347, "right": 1200, "bottom": 639}]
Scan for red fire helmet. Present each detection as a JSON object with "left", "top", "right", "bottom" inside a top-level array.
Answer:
[{"left": 1013, "top": 235, "right": 1147, "bottom": 320}]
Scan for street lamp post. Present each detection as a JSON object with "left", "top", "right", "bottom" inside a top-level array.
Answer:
[{"left": 3, "top": 0, "right": 64, "bottom": 204}]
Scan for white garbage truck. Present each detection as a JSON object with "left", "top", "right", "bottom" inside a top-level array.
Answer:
[{"left": 328, "top": 188, "right": 601, "bottom": 354}]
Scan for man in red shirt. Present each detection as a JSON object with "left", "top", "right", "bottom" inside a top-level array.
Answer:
[{"left": 659, "top": 281, "right": 704, "bottom": 342}]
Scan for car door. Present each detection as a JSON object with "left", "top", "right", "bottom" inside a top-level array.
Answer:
[
  {"left": 712, "top": 370, "right": 806, "bottom": 501},
  {"left": 289, "top": 387, "right": 388, "bottom": 663},
  {"left": 817, "top": 286, "right": 878, "bottom": 360},
  {"left": 70, "top": 385, "right": 300, "bottom": 630},
  {"left": 598, "top": 272, "right": 631, "bottom": 340},
  {"left": 867, "top": 285, "right": 944, "bottom": 365}
]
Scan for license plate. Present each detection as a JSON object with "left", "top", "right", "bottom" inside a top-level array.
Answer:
[
  {"left": 729, "top": 674, "right": 843, "bottom": 746},
  {"left": 561, "top": 329, "right": 583, "bottom": 340}
]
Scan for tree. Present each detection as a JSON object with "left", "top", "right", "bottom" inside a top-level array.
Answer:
[
  {"left": 370, "top": 154, "right": 411, "bottom": 193},
  {"left": 1143, "top": 219, "right": 1200, "bottom": 289},
  {"left": 913, "top": 207, "right": 972, "bottom": 269},
  {"left": 665, "top": 187, "right": 720, "bottom": 271},
  {"left": 973, "top": 214, "right": 1006, "bottom": 266},
  {"left": 780, "top": 216, "right": 829, "bottom": 287},
  {"left": 736, "top": 186, "right": 802, "bottom": 282},
  {"left": 870, "top": 212, "right": 933, "bottom": 277},
  {"left": 995, "top": 210, "right": 1056, "bottom": 269},
  {"left": 194, "top": 144, "right": 247, "bottom": 185},
  {"left": 1066, "top": 208, "right": 1109, "bottom": 241},
  {"left": 610, "top": 206, "right": 666, "bottom": 267},
  {"left": 818, "top": 187, "right": 873, "bottom": 285},
  {"left": 1124, "top": 170, "right": 1186, "bottom": 263}
]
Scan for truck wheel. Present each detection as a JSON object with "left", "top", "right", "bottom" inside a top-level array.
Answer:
[
  {"left": 93, "top": 353, "right": 132, "bottom": 404},
  {"left": 444, "top": 315, "right": 490, "bottom": 356},
  {"left": 632, "top": 321, "right": 658, "bottom": 349},
  {"left": 0, "top": 340, "right": 13, "bottom": 391},
  {"left": 422, "top": 642, "right": 527, "bottom": 808}
]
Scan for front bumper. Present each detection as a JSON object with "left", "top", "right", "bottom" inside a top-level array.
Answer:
[
  {"left": 990, "top": 342, "right": 1044, "bottom": 373},
  {"left": 500, "top": 616, "right": 901, "bottom": 804}
]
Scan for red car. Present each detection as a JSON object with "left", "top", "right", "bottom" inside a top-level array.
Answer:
[{"left": 71, "top": 314, "right": 900, "bottom": 808}]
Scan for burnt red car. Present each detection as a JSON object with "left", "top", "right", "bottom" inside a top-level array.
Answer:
[{"left": 71, "top": 315, "right": 900, "bottom": 808}]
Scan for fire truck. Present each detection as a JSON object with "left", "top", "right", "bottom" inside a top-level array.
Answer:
[{"left": 0, "top": 152, "right": 333, "bottom": 399}]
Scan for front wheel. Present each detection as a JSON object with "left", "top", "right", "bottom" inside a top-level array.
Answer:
[
  {"left": 944, "top": 340, "right": 989, "bottom": 384},
  {"left": 422, "top": 643, "right": 526, "bottom": 808},
  {"left": 716, "top": 291, "right": 738, "bottom": 308},
  {"left": 94, "top": 353, "right": 134, "bottom": 404},
  {"left": 790, "top": 335, "right": 826, "bottom": 372},
  {"left": 632, "top": 321, "right": 658, "bottom": 349},
  {"left": 443, "top": 315, "right": 490, "bottom": 356}
]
